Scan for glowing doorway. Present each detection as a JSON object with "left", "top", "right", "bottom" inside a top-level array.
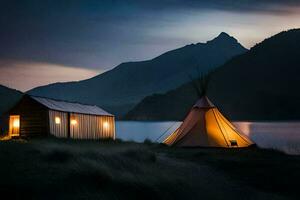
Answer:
[{"left": 9, "top": 115, "right": 20, "bottom": 137}]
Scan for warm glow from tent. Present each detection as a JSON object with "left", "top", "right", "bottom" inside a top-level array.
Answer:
[
  {"left": 103, "top": 121, "right": 109, "bottom": 129},
  {"left": 71, "top": 119, "right": 77, "bottom": 125},
  {"left": 55, "top": 117, "right": 61, "bottom": 124},
  {"left": 13, "top": 118, "right": 20, "bottom": 128}
]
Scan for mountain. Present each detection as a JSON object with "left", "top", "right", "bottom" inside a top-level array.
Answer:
[
  {"left": 0, "top": 85, "right": 23, "bottom": 116},
  {"left": 125, "top": 29, "right": 300, "bottom": 121},
  {"left": 28, "top": 33, "right": 247, "bottom": 117}
]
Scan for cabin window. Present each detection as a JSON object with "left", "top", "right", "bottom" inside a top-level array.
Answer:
[
  {"left": 103, "top": 121, "right": 109, "bottom": 129},
  {"left": 229, "top": 140, "right": 238, "bottom": 147},
  {"left": 55, "top": 117, "right": 61, "bottom": 124},
  {"left": 9, "top": 115, "right": 20, "bottom": 137},
  {"left": 71, "top": 119, "right": 77, "bottom": 125}
]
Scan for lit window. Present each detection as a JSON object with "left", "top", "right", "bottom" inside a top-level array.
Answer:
[
  {"left": 13, "top": 118, "right": 20, "bottom": 128},
  {"left": 103, "top": 121, "right": 109, "bottom": 129},
  {"left": 55, "top": 117, "right": 61, "bottom": 124},
  {"left": 71, "top": 119, "right": 77, "bottom": 125}
]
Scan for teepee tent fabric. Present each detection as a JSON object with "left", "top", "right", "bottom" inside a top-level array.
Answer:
[{"left": 164, "top": 96, "right": 253, "bottom": 147}]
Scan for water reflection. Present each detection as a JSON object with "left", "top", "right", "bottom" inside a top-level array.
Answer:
[
  {"left": 234, "top": 122, "right": 300, "bottom": 155},
  {"left": 116, "top": 121, "right": 181, "bottom": 143},
  {"left": 116, "top": 121, "right": 300, "bottom": 155}
]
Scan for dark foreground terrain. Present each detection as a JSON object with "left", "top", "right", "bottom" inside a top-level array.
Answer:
[{"left": 0, "top": 138, "right": 299, "bottom": 200}]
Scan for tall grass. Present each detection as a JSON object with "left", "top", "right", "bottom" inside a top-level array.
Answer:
[{"left": 0, "top": 138, "right": 300, "bottom": 199}]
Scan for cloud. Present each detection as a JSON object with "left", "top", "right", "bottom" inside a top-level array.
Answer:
[
  {"left": 145, "top": 0, "right": 300, "bottom": 14},
  {"left": 0, "top": 0, "right": 299, "bottom": 92},
  {"left": 0, "top": 0, "right": 300, "bottom": 71},
  {"left": 0, "top": 60, "right": 100, "bottom": 92}
]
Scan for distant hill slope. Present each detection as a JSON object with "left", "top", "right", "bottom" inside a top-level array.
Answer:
[
  {"left": 125, "top": 29, "right": 300, "bottom": 121},
  {"left": 0, "top": 85, "right": 23, "bottom": 116},
  {"left": 28, "top": 33, "right": 247, "bottom": 116}
]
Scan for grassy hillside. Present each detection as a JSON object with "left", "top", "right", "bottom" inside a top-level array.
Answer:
[
  {"left": 0, "top": 138, "right": 299, "bottom": 199},
  {"left": 125, "top": 29, "right": 300, "bottom": 121},
  {"left": 124, "top": 82, "right": 198, "bottom": 120},
  {"left": 28, "top": 33, "right": 247, "bottom": 117},
  {"left": 0, "top": 85, "right": 23, "bottom": 116}
]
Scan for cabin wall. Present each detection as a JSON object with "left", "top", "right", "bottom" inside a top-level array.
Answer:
[
  {"left": 48, "top": 110, "right": 68, "bottom": 138},
  {"left": 70, "top": 113, "right": 115, "bottom": 139},
  {"left": 8, "top": 96, "right": 48, "bottom": 137}
]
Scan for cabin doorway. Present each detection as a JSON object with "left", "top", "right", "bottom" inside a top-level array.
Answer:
[{"left": 9, "top": 115, "right": 20, "bottom": 137}]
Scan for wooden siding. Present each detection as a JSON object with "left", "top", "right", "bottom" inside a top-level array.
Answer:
[
  {"left": 49, "top": 110, "right": 68, "bottom": 138},
  {"left": 8, "top": 96, "right": 48, "bottom": 137},
  {"left": 70, "top": 113, "right": 115, "bottom": 139}
]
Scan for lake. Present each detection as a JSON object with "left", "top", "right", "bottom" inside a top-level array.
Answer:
[{"left": 116, "top": 121, "right": 300, "bottom": 155}]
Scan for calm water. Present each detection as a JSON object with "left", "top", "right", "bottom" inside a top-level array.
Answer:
[{"left": 116, "top": 121, "right": 300, "bottom": 155}]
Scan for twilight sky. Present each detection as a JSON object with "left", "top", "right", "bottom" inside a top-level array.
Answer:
[{"left": 1, "top": 0, "right": 300, "bottom": 91}]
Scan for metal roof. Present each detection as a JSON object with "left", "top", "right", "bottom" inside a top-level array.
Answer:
[{"left": 30, "top": 96, "right": 113, "bottom": 116}]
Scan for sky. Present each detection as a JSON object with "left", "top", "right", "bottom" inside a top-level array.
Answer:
[{"left": 1, "top": 0, "right": 300, "bottom": 91}]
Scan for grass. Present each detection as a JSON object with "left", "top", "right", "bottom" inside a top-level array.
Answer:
[{"left": 0, "top": 138, "right": 299, "bottom": 200}]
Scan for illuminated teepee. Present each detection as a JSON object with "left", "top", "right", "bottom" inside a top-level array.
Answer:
[{"left": 163, "top": 96, "right": 254, "bottom": 148}]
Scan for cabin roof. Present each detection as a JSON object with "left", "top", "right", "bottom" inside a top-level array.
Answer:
[{"left": 30, "top": 96, "right": 113, "bottom": 116}]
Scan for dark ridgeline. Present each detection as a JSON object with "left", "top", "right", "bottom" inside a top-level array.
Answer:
[
  {"left": 125, "top": 29, "right": 300, "bottom": 121},
  {"left": 27, "top": 33, "right": 247, "bottom": 117},
  {"left": 208, "top": 28, "right": 300, "bottom": 120},
  {"left": 0, "top": 85, "right": 23, "bottom": 115}
]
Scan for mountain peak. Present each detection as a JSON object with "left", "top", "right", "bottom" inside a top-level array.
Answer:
[
  {"left": 205, "top": 32, "right": 247, "bottom": 52},
  {"left": 208, "top": 32, "right": 238, "bottom": 45},
  {"left": 218, "top": 32, "right": 231, "bottom": 38}
]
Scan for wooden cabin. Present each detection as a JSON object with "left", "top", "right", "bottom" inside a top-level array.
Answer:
[{"left": 7, "top": 95, "right": 115, "bottom": 139}]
